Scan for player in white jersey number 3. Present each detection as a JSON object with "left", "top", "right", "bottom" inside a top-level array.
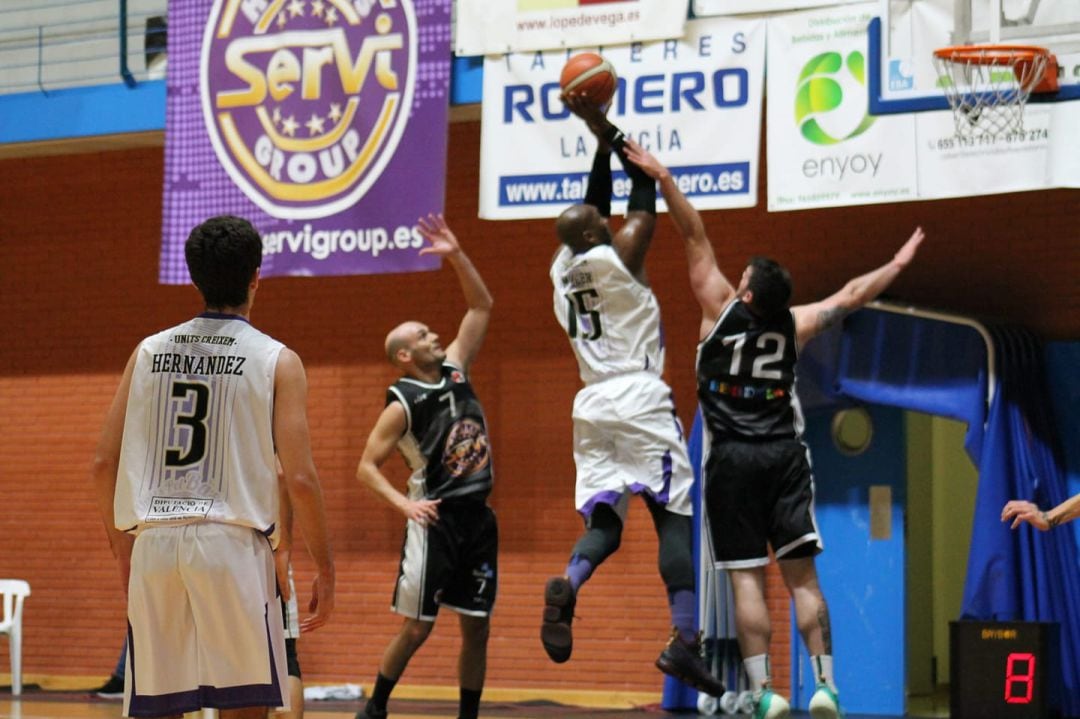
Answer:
[{"left": 92, "top": 216, "right": 335, "bottom": 719}]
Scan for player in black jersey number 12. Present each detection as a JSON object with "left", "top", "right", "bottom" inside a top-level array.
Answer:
[{"left": 626, "top": 141, "right": 924, "bottom": 719}]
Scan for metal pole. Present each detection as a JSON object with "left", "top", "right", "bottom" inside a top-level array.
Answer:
[
  {"left": 119, "top": 0, "right": 136, "bottom": 87},
  {"left": 37, "top": 25, "right": 48, "bottom": 95}
]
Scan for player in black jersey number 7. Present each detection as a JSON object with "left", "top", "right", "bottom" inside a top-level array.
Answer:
[
  {"left": 354, "top": 214, "right": 495, "bottom": 719},
  {"left": 626, "top": 141, "right": 924, "bottom": 719}
]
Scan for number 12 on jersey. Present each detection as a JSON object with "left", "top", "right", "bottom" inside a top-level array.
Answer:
[{"left": 565, "top": 288, "right": 602, "bottom": 341}]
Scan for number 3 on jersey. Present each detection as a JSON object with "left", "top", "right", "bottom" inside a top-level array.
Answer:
[
  {"left": 166, "top": 380, "right": 210, "bottom": 467},
  {"left": 565, "top": 288, "right": 603, "bottom": 341}
]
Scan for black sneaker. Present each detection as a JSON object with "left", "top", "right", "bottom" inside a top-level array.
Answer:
[
  {"left": 94, "top": 675, "right": 125, "bottom": 699},
  {"left": 355, "top": 701, "right": 387, "bottom": 719},
  {"left": 655, "top": 629, "right": 726, "bottom": 697},
  {"left": 540, "top": 576, "right": 576, "bottom": 663}
]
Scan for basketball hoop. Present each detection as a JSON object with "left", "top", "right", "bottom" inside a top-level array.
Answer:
[{"left": 931, "top": 45, "right": 1059, "bottom": 138}]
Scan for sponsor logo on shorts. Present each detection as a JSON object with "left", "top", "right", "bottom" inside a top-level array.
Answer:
[{"left": 147, "top": 496, "right": 215, "bottom": 521}]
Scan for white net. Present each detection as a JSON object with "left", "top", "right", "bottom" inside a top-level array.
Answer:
[{"left": 931, "top": 46, "right": 1051, "bottom": 138}]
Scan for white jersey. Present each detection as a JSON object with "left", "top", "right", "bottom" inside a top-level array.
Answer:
[
  {"left": 550, "top": 243, "right": 665, "bottom": 385},
  {"left": 115, "top": 314, "right": 284, "bottom": 535}
]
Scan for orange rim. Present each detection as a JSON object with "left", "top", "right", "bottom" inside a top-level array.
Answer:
[
  {"left": 933, "top": 44, "right": 1049, "bottom": 65},
  {"left": 933, "top": 44, "right": 1059, "bottom": 92}
]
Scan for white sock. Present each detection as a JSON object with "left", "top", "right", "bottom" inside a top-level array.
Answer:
[
  {"left": 744, "top": 654, "right": 771, "bottom": 690},
  {"left": 811, "top": 655, "right": 837, "bottom": 693}
]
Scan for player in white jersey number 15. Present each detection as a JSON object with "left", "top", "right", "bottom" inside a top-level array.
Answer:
[{"left": 542, "top": 93, "right": 725, "bottom": 699}]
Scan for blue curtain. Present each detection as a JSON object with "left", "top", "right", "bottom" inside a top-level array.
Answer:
[
  {"left": 824, "top": 311, "right": 1080, "bottom": 717},
  {"left": 959, "top": 327, "right": 1080, "bottom": 717}
]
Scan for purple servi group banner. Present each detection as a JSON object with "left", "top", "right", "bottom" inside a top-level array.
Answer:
[{"left": 159, "top": 0, "right": 451, "bottom": 284}]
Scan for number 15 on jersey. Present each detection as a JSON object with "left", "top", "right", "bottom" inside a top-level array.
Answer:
[{"left": 565, "top": 288, "right": 602, "bottom": 341}]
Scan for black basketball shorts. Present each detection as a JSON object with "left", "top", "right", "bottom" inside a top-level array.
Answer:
[
  {"left": 703, "top": 437, "right": 822, "bottom": 568},
  {"left": 392, "top": 501, "right": 498, "bottom": 620}
]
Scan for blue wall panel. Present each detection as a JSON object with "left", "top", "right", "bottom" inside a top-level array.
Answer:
[
  {"left": 0, "top": 80, "right": 165, "bottom": 144},
  {"left": 796, "top": 404, "right": 907, "bottom": 716},
  {"left": 0, "top": 55, "right": 482, "bottom": 145}
]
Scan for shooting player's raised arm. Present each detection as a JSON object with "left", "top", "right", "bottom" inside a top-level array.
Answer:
[{"left": 562, "top": 94, "right": 655, "bottom": 280}]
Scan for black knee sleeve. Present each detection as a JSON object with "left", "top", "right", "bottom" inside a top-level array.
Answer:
[
  {"left": 652, "top": 505, "right": 695, "bottom": 592},
  {"left": 571, "top": 503, "right": 623, "bottom": 566}
]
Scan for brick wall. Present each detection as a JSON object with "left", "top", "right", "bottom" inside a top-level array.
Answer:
[{"left": 0, "top": 121, "right": 1076, "bottom": 698}]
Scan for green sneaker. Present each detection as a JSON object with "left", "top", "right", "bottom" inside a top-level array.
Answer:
[
  {"left": 809, "top": 683, "right": 844, "bottom": 719},
  {"left": 752, "top": 687, "right": 790, "bottom": 719}
]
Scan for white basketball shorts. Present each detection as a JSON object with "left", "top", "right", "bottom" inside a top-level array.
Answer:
[
  {"left": 124, "top": 523, "right": 287, "bottom": 717},
  {"left": 572, "top": 372, "right": 693, "bottom": 520}
]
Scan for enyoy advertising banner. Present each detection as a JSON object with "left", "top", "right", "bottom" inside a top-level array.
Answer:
[
  {"left": 765, "top": 2, "right": 918, "bottom": 211},
  {"left": 454, "top": 0, "right": 689, "bottom": 56},
  {"left": 159, "top": 0, "right": 451, "bottom": 284},
  {"left": 479, "top": 15, "right": 765, "bottom": 220}
]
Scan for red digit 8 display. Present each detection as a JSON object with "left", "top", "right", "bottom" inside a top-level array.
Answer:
[
  {"left": 950, "top": 621, "right": 1058, "bottom": 719},
  {"left": 1005, "top": 652, "right": 1035, "bottom": 704}
]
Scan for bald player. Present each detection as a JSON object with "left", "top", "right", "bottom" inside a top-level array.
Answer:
[{"left": 354, "top": 214, "right": 495, "bottom": 719}]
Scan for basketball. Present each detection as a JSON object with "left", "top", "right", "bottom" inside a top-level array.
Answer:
[{"left": 560, "top": 52, "right": 617, "bottom": 106}]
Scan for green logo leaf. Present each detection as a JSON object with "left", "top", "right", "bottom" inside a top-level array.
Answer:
[{"left": 795, "top": 50, "right": 876, "bottom": 145}]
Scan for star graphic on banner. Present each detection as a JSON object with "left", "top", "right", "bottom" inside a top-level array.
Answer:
[
  {"left": 282, "top": 115, "right": 299, "bottom": 136},
  {"left": 324, "top": 6, "right": 339, "bottom": 25},
  {"left": 306, "top": 113, "right": 326, "bottom": 136},
  {"left": 276, "top": 11, "right": 287, "bottom": 28},
  {"left": 287, "top": 0, "right": 305, "bottom": 17},
  {"left": 311, "top": 0, "right": 325, "bottom": 17},
  {"left": 328, "top": 103, "right": 343, "bottom": 123},
  {"left": 272, "top": 106, "right": 282, "bottom": 125}
]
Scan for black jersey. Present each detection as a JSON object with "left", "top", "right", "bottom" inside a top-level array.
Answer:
[
  {"left": 387, "top": 362, "right": 493, "bottom": 502},
  {"left": 696, "top": 300, "right": 803, "bottom": 441}
]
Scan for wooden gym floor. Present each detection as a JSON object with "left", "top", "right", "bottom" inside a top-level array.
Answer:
[{"left": 0, "top": 687, "right": 951, "bottom": 719}]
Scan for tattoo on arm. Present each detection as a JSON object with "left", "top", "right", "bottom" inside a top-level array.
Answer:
[
  {"left": 818, "top": 307, "right": 846, "bottom": 333},
  {"left": 1044, "top": 511, "right": 1062, "bottom": 528},
  {"left": 817, "top": 605, "right": 832, "bottom": 654}
]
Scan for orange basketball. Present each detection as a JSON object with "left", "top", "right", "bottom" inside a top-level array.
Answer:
[{"left": 560, "top": 52, "right": 618, "bottom": 106}]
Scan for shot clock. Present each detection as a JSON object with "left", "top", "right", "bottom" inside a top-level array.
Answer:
[{"left": 950, "top": 620, "right": 1060, "bottom": 719}]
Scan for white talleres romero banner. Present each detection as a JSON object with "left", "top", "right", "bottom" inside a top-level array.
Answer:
[
  {"left": 479, "top": 16, "right": 765, "bottom": 220},
  {"left": 455, "top": 0, "right": 689, "bottom": 56},
  {"left": 765, "top": 2, "right": 918, "bottom": 211}
]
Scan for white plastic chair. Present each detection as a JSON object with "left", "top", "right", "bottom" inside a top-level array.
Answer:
[{"left": 0, "top": 580, "right": 30, "bottom": 696}]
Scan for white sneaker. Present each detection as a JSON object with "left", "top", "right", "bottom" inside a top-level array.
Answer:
[
  {"left": 752, "top": 687, "right": 791, "bottom": 719},
  {"left": 809, "top": 683, "right": 844, "bottom": 719}
]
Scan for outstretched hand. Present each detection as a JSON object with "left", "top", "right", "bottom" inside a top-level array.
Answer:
[
  {"left": 1001, "top": 500, "right": 1050, "bottom": 531},
  {"left": 894, "top": 226, "right": 925, "bottom": 267},
  {"left": 417, "top": 213, "right": 460, "bottom": 257},
  {"left": 622, "top": 138, "right": 668, "bottom": 181}
]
